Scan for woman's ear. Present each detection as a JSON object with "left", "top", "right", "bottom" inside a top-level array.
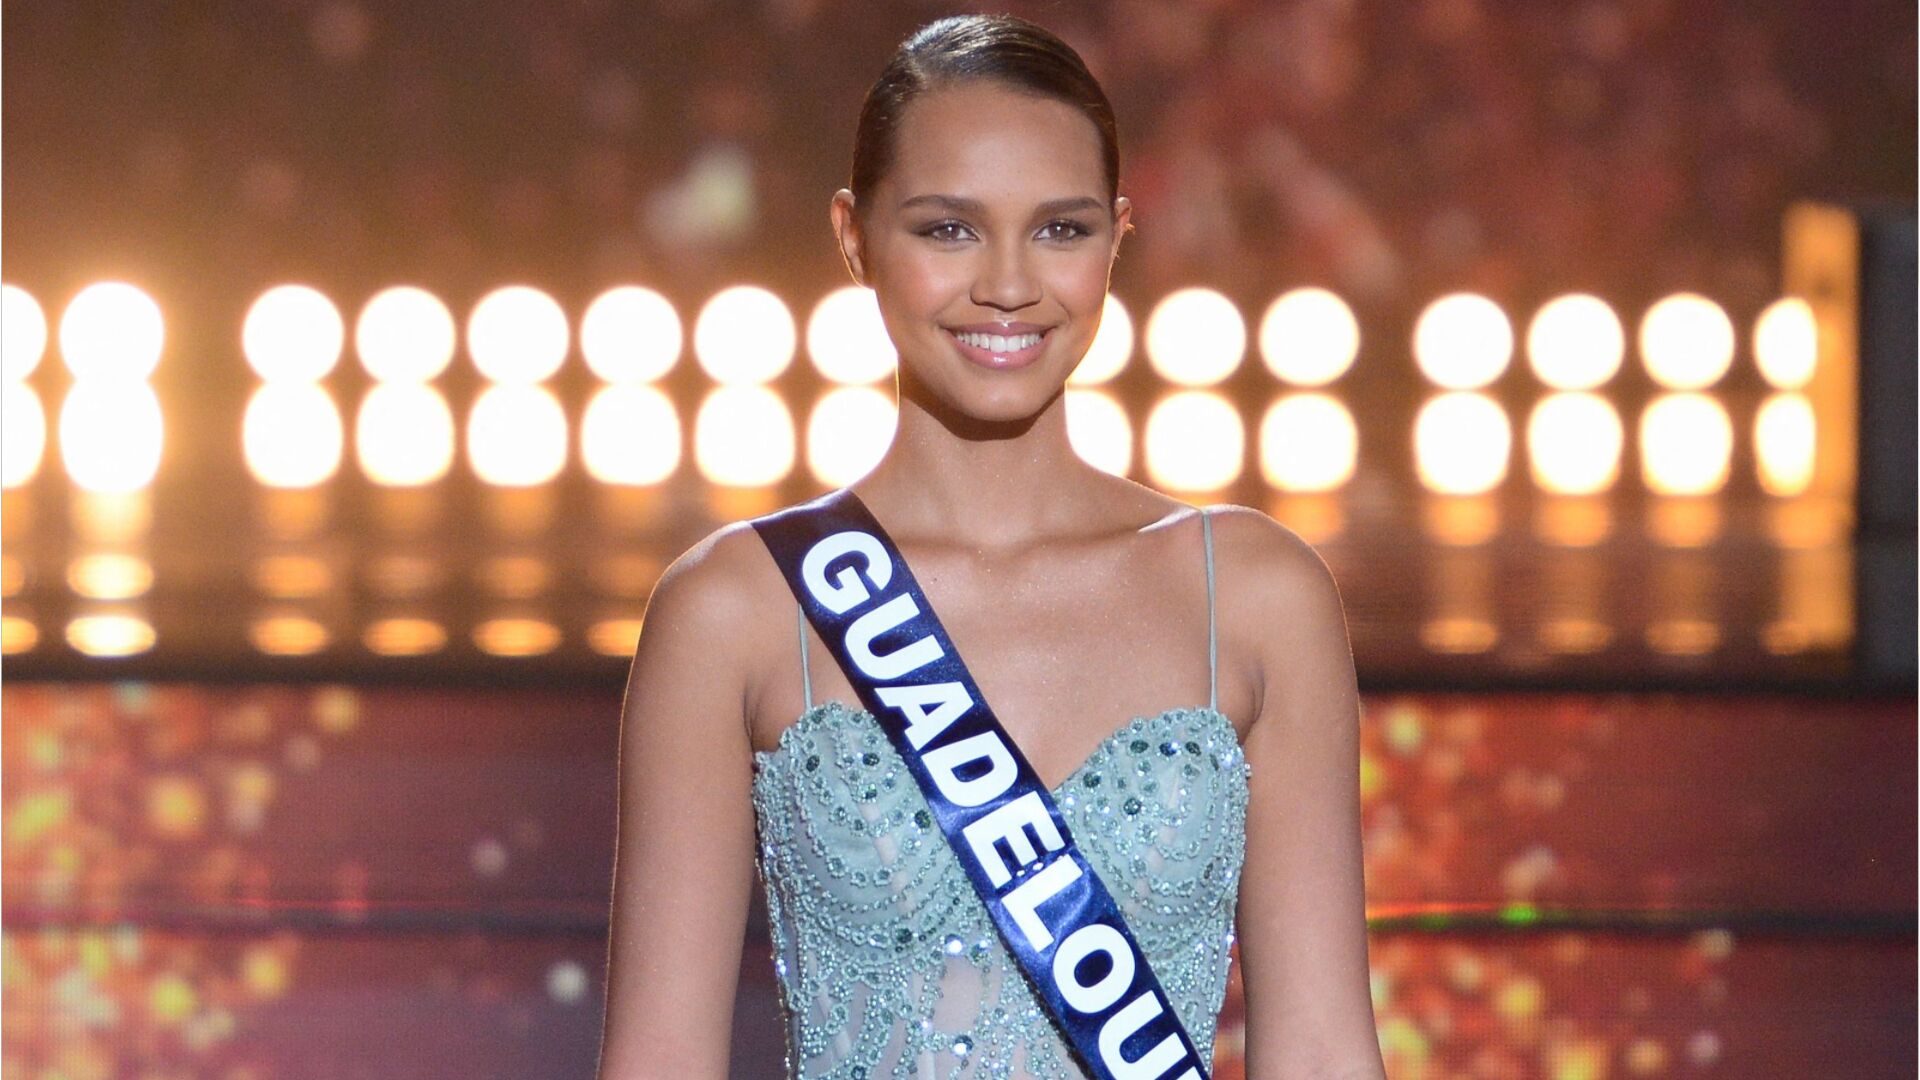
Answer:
[
  {"left": 1111, "top": 195, "right": 1134, "bottom": 261},
  {"left": 830, "top": 189, "right": 870, "bottom": 287}
]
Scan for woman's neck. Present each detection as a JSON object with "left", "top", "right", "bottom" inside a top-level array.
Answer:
[{"left": 855, "top": 389, "right": 1107, "bottom": 551}]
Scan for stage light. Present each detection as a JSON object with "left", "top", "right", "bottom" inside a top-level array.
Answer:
[
  {"left": 59, "top": 381, "right": 164, "bottom": 492},
  {"left": 694, "top": 384, "right": 795, "bottom": 486},
  {"left": 1640, "top": 293, "right": 1734, "bottom": 390},
  {"left": 60, "top": 282, "right": 164, "bottom": 381},
  {"left": 695, "top": 285, "right": 795, "bottom": 384},
  {"left": 1526, "top": 294, "right": 1623, "bottom": 390},
  {"left": 1070, "top": 295, "right": 1134, "bottom": 386},
  {"left": 356, "top": 383, "right": 456, "bottom": 486},
  {"left": 243, "top": 285, "right": 345, "bottom": 381},
  {"left": 357, "top": 286, "right": 457, "bottom": 382},
  {"left": 468, "top": 285, "right": 570, "bottom": 383},
  {"left": 243, "top": 383, "right": 345, "bottom": 488},
  {"left": 364, "top": 618, "right": 448, "bottom": 656},
  {"left": 250, "top": 615, "right": 330, "bottom": 656},
  {"left": 252, "top": 555, "right": 333, "bottom": 598},
  {"left": 67, "top": 554, "right": 154, "bottom": 600},
  {"left": 1639, "top": 392, "right": 1732, "bottom": 494},
  {"left": 1526, "top": 393, "right": 1622, "bottom": 494},
  {"left": 1145, "top": 288, "right": 1244, "bottom": 387},
  {"left": 1414, "top": 391, "right": 1510, "bottom": 494},
  {"left": 1144, "top": 391, "right": 1243, "bottom": 491},
  {"left": 806, "top": 386, "right": 896, "bottom": 486},
  {"left": 1754, "top": 391, "right": 1816, "bottom": 496},
  {"left": 2, "top": 384, "right": 45, "bottom": 488},
  {"left": 806, "top": 286, "right": 895, "bottom": 384},
  {"left": 66, "top": 612, "right": 156, "bottom": 656},
  {"left": 466, "top": 384, "right": 568, "bottom": 486},
  {"left": 582, "top": 286, "right": 682, "bottom": 383},
  {"left": 1413, "top": 293, "right": 1512, "bottom": 390},
  {"left": 1, "top": 616, "right": 36, "bottom": 654},
  {"left": 2, "top": 284, "right": 48, "bottom": 381},
  {"left": 1259, "top": 287, "right": 1358, "bottom": 386},
  {"left": 1259, "top": 393, "right": 1357, "bottom": 492},
  {"left": 582, "top": 384, "right": 682, "bottom": 486},
  {"left": 1753, "top": 297, "right": 1817, "bottom": 390},
  {"left": 1064, "top": 388, "right": 1132, "bottom": 476},
  {"left": 474, "top": 616, "right": 562, "bottom": 656}
]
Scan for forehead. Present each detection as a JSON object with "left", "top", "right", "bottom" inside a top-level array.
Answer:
[{"left": 883, "top": 80, "right": 1106, "bottom": 206}]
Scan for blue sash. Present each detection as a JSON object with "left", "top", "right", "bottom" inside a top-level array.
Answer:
[{"left": 752, "top": 487, "right": 1211, "bottom": 1080}]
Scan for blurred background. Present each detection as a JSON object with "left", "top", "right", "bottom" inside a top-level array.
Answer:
[{"left": 2, "top": 1, "right": 1914, "bottom": 1077}]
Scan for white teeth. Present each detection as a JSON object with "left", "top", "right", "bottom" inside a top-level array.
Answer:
[{"left": 953, "top": 330, "right": 1043, "bottom": 352}]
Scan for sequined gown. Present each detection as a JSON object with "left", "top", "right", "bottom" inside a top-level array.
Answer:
[{"left": 749, "top": 508, "right": 1251, "bottom": 1078}]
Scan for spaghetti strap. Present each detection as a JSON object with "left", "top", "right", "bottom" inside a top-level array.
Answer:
[
  {"left": 797, "top": 602, "right": 813, "bottom": 710},
  {"left": 1201, "top": 507, "right": 1217, "bottom": 711}
]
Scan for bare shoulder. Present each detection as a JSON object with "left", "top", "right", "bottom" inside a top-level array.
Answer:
[
  {"left": 1198, "top": 503, "right": 1351, "bottom": 702},
  {"left": 629, "top": 518, "right": 790, "bottom": 700}
]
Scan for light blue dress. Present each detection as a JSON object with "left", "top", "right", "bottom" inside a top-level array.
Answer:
[{"left": 750, "top": 509, "right": 1250, "bottom": 1078}]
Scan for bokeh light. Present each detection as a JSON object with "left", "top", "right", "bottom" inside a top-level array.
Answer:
[
  {"left": 1527, "top": 393, "right": 1623, "bottom": 494},
  {"left": 1069, "top": 295, "right": 1134, "bottom": 386},
  {"left": 1414, "top": 293, "right": 1513, "bottom": 390},
  {"left": 2, "top": 384, "right": 46, "bottom": 488},
  {"left": 59, "top": 381, "right": 164, "bottom": 492},
  {"left": 581, "top": 383, "right": 682, "bottom": 486},
  {"left": 1260, "top": 393, "right": 1358, "bottom": 491},
  {"left": 694, "top": 384, "right": 796, "bottom": 486},
  {"left": 1753, "top": 297, "right": 1817, "bottom": 390},
  {"left": 2, "top": 283, "right": 49, "bottom": 381},
  {"left": 467, "top": 285, "right": 570, "bottom": 383},
  {"left": 695, "top": 285, "right": 795, "bottom": 384},
  {"left": 805, "top": 386, "right": 896, "bottom": 486},
  {"left": 59, "top": 282, "right": 164, "bottom": 381},
  {"left": 356, "top": 383, "right": 456, "bottom": 486},
  {"left": 1259, "top": 287, "right": 1359, "bottom": 386},
  {"left": 1639, "top": 392, "right": 1733, "bottom": 494},
  {"left": 65, "top": 613, "right": 156, "bottom": 656},
  {"left": 68, "top": 554, "right": 155, "bottom": 600},
  {"left": 581, "top": 286, "right": 682, "bottom": 383},
  {"left": 1640, "top": 293, "right": 1734, "bottom": 390},
  {"left": 1526, "top": 294, "right": 1624, "bottom": 390},
  {"left": 1145, "top": 288, "right": 1244, "bottom": 387},
  {"left": 357, "top": 286, "right": 457, "bottom": 382},
  {"left": 1753, "top": 392, "right": 1815, "bottom": 496},
  {"left": 1415, "top": 392, "right": 1511, "bottom": 494},
  {"left": 1063, "top": 388, "right": 1132, "bottom": 476},
  {"left": 806, "top": 286, "right": 895, "bottom": 384},
  {"left": 242, "top": 284, "right": 345, "bottom": 382},
  {"left": 466, "top": 384, "right": 569, "bottom": 486},
  {"left": 242, "top": 383, "right": 345, "bottom": 488},
  {"left": 1144, "top": 391, "right": 1243, "bottom": 490}
]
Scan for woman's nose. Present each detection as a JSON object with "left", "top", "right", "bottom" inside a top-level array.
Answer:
[{"left": 969, "top": 244, "right": 1041, "bottom": 311}]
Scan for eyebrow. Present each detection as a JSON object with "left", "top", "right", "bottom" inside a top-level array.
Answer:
[{"left": 897, "top": 194, "right": 1106, "bottom": 216}]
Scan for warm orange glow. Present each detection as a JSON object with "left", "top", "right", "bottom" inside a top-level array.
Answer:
[
  {"left": 1070, "top": 295, "right": 1134, "bottom": 386},
  {"left": 1526, "top": 294, "right": 1623, "bottom": 390},
  {"left": 2, "top": 283, "right": 48, "bottom": 381},
  {"left": 356, "top": 383, "right": 456, "bottom": 487},
  {"left": 1259, "top": 287, "right": 1358, "bottom": 386},
  {"left": 1259, "top": 393, "right": 1357, "bottom": 492},
  {"left": 243, "top": 284, "right": 345, "bottom": 381},
  {"left": 1414, "top": 392, "right": 1510, "bottom": 494},
  {"left": 468, "top": 285, "right": 570, "bottom": 383},
  {"left": 805, "top": 386, "right": 896, "bottom": 486},
  {"left": 357, "top": 286, "right": 457, "bottom": 381},
  {"left": 60, "top": 282, "right": 164, "bottom": 381},
  {"left": 466, "top": 384, "right": 569, "bottom": 486},
  {"left": 59, "top": 381, "right": 164, "bottom": 492},
  {"left": 695, "top": 285, "right": 795, "bottom": 384},
  {"left": 806, "top": 286, "right": 895, "bottom": 385},
  {"left": 1063, "top": 388, "right": 1133, "bottom": 476},
  {"left": 581, "top": 384, "right": 681, "bottom": 486},
  {"left": 1753, "top": 297, "right": 1817, "bottom": 390},
  {"left": 1413, "top": 293, "right": 1512, "bottom": 390},
  {"left": 1526, "top": 393, "right": 1622, "bottom": 495},
  {"left": 582, "top": 286, "right": 683, "bottom": 383},
  {"left": 1144, "top": 391, "right": 1243, "bottom": 491},
  {"left": 1145, "top": 289, "right": 1244, "bottom": 387},
  {"left": 694, "top": 384, "right": 796, "bottom": 486},
  {"left": 243, "top": 383, "right": 345, "bottom": 488},
  {"left": 1640, "top": 293, "right": 1734, "bottom": 390}
]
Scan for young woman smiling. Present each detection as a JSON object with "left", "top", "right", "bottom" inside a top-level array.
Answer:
[{"left": 597, "top": 14, "right": 1387, "bottom": 1080}]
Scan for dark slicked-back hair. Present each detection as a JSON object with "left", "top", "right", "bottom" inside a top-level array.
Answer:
[{"left": 849, "top": 14, "right": 1120, "bottom": 217}]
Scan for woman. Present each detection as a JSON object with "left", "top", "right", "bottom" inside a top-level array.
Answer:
[{"left": 598, "top": 14, "right": 1385, "bottom": 1080}]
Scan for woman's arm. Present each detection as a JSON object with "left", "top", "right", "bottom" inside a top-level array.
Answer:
[
  {"left": 596, "top": 524, "right": 766, "bottom": 1080},
  {"left": 1217, "top": 508, "right": 1388, "bottom": 1080}
]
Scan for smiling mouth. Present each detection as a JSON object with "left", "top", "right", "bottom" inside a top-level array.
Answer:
[{"left": 943, "top": 326, "right": 1052, "bottom": 370}]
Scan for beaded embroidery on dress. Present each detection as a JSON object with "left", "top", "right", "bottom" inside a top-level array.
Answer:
[{"left": 749, "top": 508, "right": 1251, "bottom": 1079}]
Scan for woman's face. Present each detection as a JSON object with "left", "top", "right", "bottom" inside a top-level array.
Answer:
[{"left": 832, "top": 79, "right": 1131, "bottom": 425}]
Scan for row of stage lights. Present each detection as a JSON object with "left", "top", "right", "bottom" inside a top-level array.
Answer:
[{"left": 0, "top": 281, "right": 1823, "bottom": 499}]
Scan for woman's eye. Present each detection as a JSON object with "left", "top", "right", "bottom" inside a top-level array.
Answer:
[
  {"left": 920, "top": 222, "right": 971, "bottom": 242},
  {"left": 1041, "top": 220, "right": 1092, "bottom": 241}
]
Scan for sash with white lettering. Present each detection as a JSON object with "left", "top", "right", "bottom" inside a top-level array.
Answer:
[{"left": 752, "top": 486, "right": 1211, "bottom": 1080}]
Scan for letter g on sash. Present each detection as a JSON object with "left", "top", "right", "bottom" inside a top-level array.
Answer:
[{"left": 801, "top": 531, "right": 892, "bottom": 615}]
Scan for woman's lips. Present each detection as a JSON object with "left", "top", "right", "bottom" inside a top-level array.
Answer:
[{"left": 945, "top": 327, "right": 1049, "bottom": 371}]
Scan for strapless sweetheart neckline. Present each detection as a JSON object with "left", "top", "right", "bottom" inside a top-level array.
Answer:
[{"left": 752, "top": 698, "right": 1239, "bottom": 797}]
